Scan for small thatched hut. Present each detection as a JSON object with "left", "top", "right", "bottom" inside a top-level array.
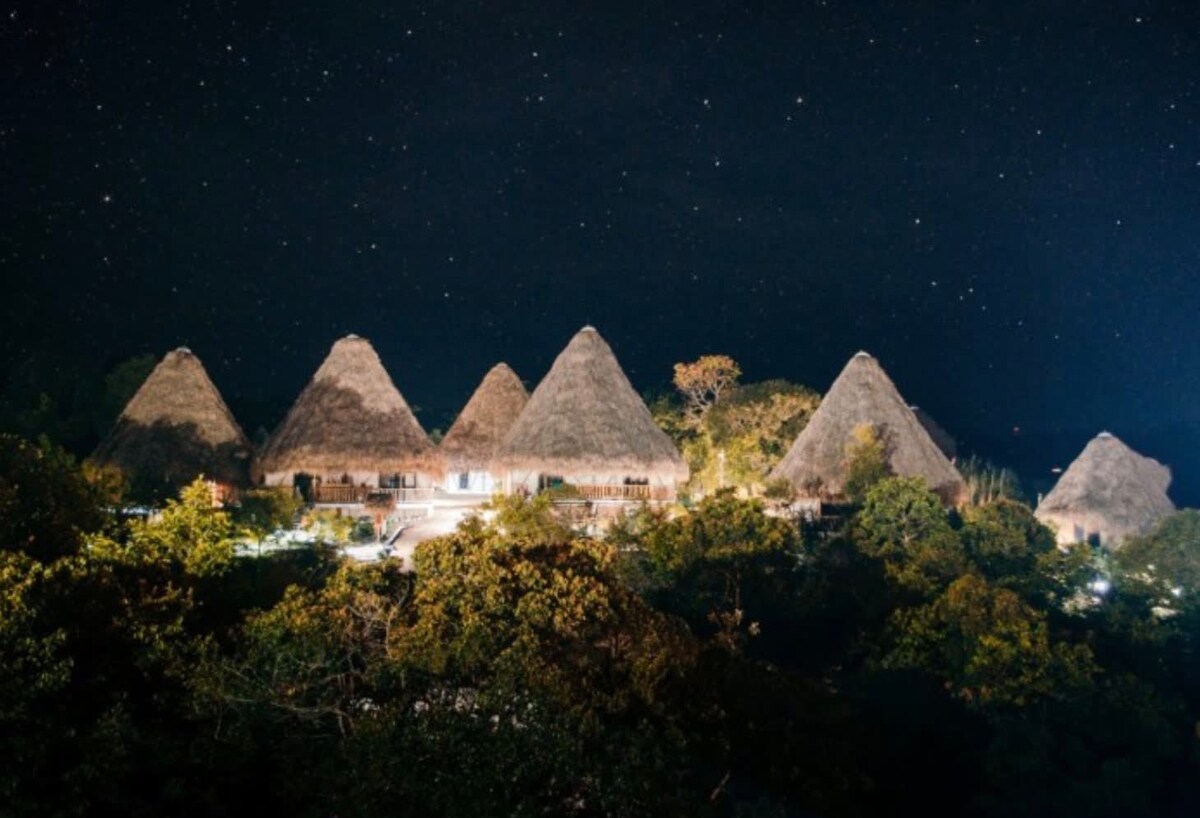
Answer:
[
  {"left": 255, "top": 334, "right": 439, "bottom": 502},
  {"left": 1035, "top": 432, "right": 1175, "bottom": 549},
  {"left": 769, "top": 351, "right": 966, "bottom": 504},
  {"left": 494, "top": 326, "right": 688, "bottom": 501},
  {"left": 439, "top": 363, "right": 529, "bottom": 494},
  {"left": 90, "top": 347, "right": 252, "bottom": 499}
]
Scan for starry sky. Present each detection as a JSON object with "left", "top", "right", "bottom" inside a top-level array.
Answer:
[{"left": 4, "top": 1, "right": 1200, "bottom": 501}]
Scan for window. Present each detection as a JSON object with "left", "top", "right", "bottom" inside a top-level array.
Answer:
[
  {"left": 458, "top": 472, "right": 470, "bottom": 490},
  {"left": 402, "top": 473, "right": 417, "bottom": 489}
]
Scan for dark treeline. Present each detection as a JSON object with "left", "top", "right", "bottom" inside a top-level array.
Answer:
[{"left": 2, "top": 434, "right": 1199, "bottom": 817}]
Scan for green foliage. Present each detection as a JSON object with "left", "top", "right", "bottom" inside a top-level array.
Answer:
[
  {"left": 660, "top": 368, "right": 819, "bottom": 496},
  {"left": 958, "top": 454, "right": 1025, "bottom": 506},
  {"left": 0, "top": 552, "right": 73, "bottom": 809},
  {"left": 0, "top": 469, "right": 246, "bottom": 814},
  {"left": 232, "top": 487, "right": 305, "bottom": 544},
  {"left": 1114, "top": 510, "right": 1200, "bottom": 612},
  {"left": 202, "top": 521, "right": 706, "bottom": 816},
  {"left": 647, "top": 390, "right": 692, "bottom": 445},
  {"left": 485, "top": 491, "right": 574, "bottom": 544},
  {"left": 854, "top": 476, "right": 965, "bottom": 596},
  {"left": 617, "top": 490, "right": 799, "bottom": 651},
  {"left": 673, "top": 354, "right": 742, "bottom": 423},
  {"left": 0, "top": 434, "right": 106, "bottom": 562},
  {"left": 97, "top": 354, "right": 157, "bottom": 436},
  {"left": 2, "top": 430, "right": 1198, "bottom": 818},
  {"left": 884, "top": 574, "right": 1097, "bottom": 708},
  {"left": 0, "top": 353, "right": 155, "bottom": 455},
  {"left": 959, "top": 499, "right": 1092, "bottom": 606},
  {"left": 843, "top": 423, "right": 892, "bottom": 504},
  {"left": 306, "top": 508, "right": 357, "bottom": 544},
  {"left": 90, "top": 479, "right": 238, "bottom": 577}
]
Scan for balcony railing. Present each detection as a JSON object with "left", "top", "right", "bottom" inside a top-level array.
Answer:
[
  {"left": 571, "top": 484, "right": 673, "bottom": 502},
  {"left": 313, "top": 485, "right": 436, "bottom": 504}
]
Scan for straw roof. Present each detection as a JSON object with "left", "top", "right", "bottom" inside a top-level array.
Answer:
[
  {"left": 494, "top": 326, "right": 688, "bottom": 480},
  {"left": 90, "top": 347, "right": 252, "bottom": 487},
  {"left": 256, "top": 334, "right": 439, "bottom": 476},
  {"left": 1035, "top": 432, "right": 1174, "bottom": 548},
  {"left": 769, "top": 352, "right": 966, "bottom": 503},
  {"left": 910, "top": 405, "right": 957, "bottom": 460},
  {"left": 439, "top": 363, "right": 529, "bottom": 471}
]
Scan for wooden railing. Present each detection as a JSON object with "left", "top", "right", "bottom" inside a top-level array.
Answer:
[
  {"left": 313, "top": 485, "right": 436, "bottom": 504},
  {"left": 572, "top": 484, "right": 672, "bottom": 502}
]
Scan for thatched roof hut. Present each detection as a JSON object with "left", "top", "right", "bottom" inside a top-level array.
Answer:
[
  {"left": 769, "top": 351, "right": 966, "bottom": 503},
  {"left": 439, "top": 363, "right": 529, "bottom": 472},
  {"left": 910, "top": 405, "right": 957, "bottom": 461},
  {"left": 90, "top": 347, "right": 252, "bottom": 489},
  {"left": 494, "top": 326, "right": 688, "bottom": 482},
  {"left": 1035, "top": 432, "right": 1175, "bottom": 548},
  {"left": 256, "top": 334, "right": 438, "bottom": 478}
]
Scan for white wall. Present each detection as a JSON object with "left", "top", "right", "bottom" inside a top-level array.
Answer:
[
  {"left": 500, "top": 470, "right": 676, "bottom": 495},
  {"left": 443, "top": 470, "right": 496, "bottom": 494}
]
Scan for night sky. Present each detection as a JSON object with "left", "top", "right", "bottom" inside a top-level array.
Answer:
[{"left": 4, "top": 2, "right": 1200, "bottom": 501}]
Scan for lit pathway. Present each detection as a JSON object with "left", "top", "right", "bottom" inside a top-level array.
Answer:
[{"left": 344, "top": 495, "right": 489, "bottom": 568}]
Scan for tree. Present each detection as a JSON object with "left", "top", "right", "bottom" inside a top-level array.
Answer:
[
  {"left": 700, "top": 379, "right": 820, "bottom": 492},
  {"left": 202, "top": 519, "right": 706, "bottom": 817},
  {"left": 1114, "top": 510, "right": 1200, "bottom": 613},
  {"left": 853, "top": 477, "right": 965, "bottom": 597},
  {"left": 660, "top": 372, "right": 819, "bottom": 497},
  {"left": 883, "top": 574, "right": 1097, "bottom": 709},
  {"left": 307, "top": 508, "right": 356, "bottom": 544},
  {"left": 90, "top": 478, "right": 238, "bottom": 577},
  {"left": 618, "top": 490, "right": 799, "bottom": 652},
  {"left": 0, "top": 551, "right": 72, "bottom": 812},
  {"left": 233, "top": 487, "right": 305, "bottom": 547},
  {"left": 673, "top": 355, "right": 741, "bottom": 425},
  {"left": 96, "top": 354, "right": 156, "bottom": 439},
  {"left": 0, "top": 434, "right": 105, "bottom": 562},
  {"left": 843, "top": 423, "right": 891, "bottom": 504},
  {"left": 485, "top": 491, "right": 574, "bottom": 545},
  {"left": 0, "top": 465, "right": 247, "bottom": 815},
  {"left": 959, "top": 499, "right": 1090, "bottom": 607},
  {"left": 0, "top": 353, "right": 154, "bottom": 456}
]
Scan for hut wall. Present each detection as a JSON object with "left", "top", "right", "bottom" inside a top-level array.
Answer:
[
  {"left": 443, "top": 470, "right": 497, "bottom": 494},
  {"left": 502, "top": 469, "right": 677, "bottom": 499},
  {"left": 1039, "top": 510, "right": 1124, "bottom": 549}
]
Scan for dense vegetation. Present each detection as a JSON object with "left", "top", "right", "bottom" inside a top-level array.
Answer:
[
  {"left": 651, "top": 355, "right": 819, "bottom": 498},
  {"left": 2, "top": 434, "right": 1198, "bottom": 817}
]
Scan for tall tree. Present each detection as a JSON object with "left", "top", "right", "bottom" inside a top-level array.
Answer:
[{"left": 673, "top": 355, "right": 741, "bottom": 426}]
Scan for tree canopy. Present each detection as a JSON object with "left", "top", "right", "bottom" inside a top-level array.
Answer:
[{"left": 1, "top": 437, "right": 1198, "bottom": 817}]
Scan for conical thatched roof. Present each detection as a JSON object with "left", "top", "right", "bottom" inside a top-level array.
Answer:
[
  {"left": 256, "top": 335, "right": 438, "bottom": 476},
  {"left": 1035, "top": 432, "right": 1174, "bottom": 548},
  {"left": 91, "top": 347, "right": 252, "bottom": 488},
  {"left": 440, "top": 363, "right": 529, "bottom": 471},
  {"left": 494, "top": 326, "right": 688, "bottom": 480},
  {"left": 910, "top": 405, "right": 957, "bottom": 460},
  {"left": 769, "top": 352, "right": 965, "bottom": 503}
]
